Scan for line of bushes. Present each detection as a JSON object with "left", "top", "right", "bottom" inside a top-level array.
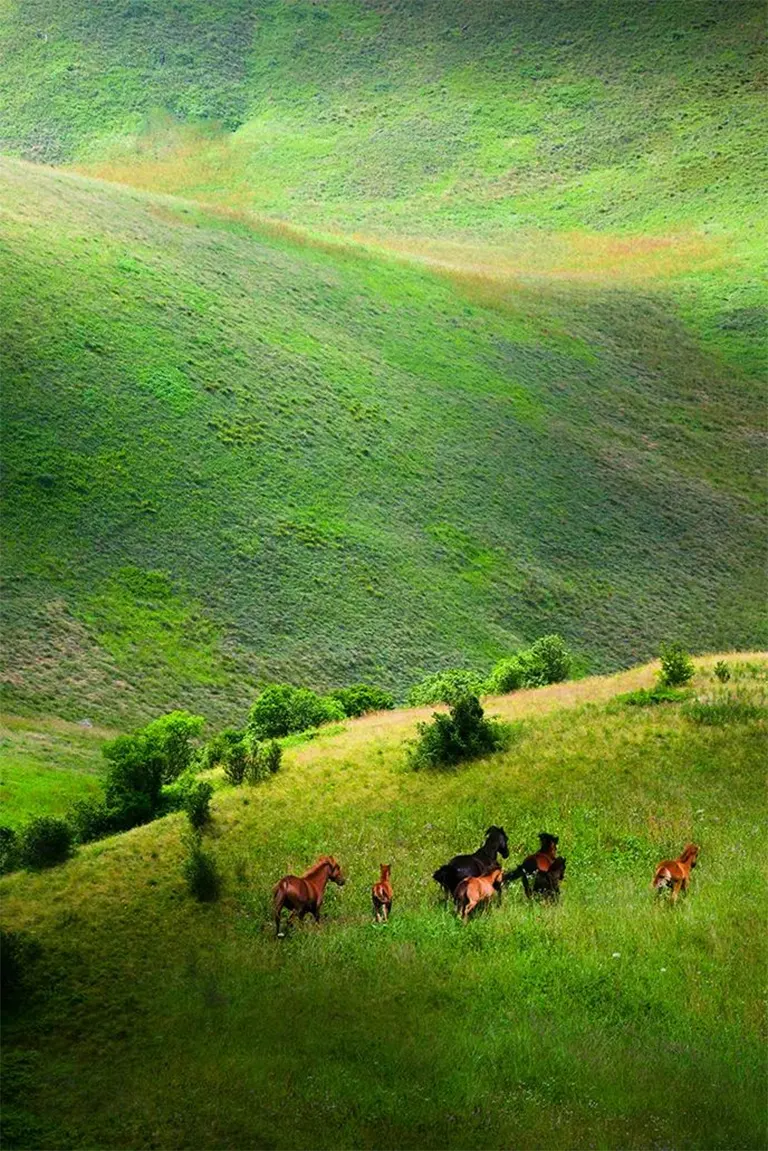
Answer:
[{"left": 407, "top": 634, "right": 574, "bottom": 706}]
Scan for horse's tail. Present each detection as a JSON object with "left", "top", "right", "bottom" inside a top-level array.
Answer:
[
  {"left": 503, "top": 864, "right": 524, "bottom": 885},
  {"left": 652, "top": 867, "right": 671, "bottom": 890}
]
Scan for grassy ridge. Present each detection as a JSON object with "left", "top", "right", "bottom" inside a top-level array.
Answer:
[
  {"left": 2, "top": 657, "right": 766, "bottom": 1149},
  {"left": 1, "top": 160, "right": 764, "bottom": 722}
]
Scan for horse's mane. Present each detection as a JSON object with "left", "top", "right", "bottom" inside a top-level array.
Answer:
[
  {"left": 302, "top": 856, "right": 336, "bottom": 878},
  {"left": 680, "top": 843, "right": 699, "bottom": 861}
]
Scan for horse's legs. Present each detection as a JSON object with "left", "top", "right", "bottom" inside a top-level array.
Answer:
[
  {"left": 274, "top": 892, "right": 285, "bottom": 937},
  {"left": 671, "top": 879, "right": 682, "bottom": 904}
]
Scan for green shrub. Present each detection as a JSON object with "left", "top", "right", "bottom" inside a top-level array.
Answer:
[
  {"left": 0, "top": 929, "right": 40, "bottom": 1011},
  {"left": 713, "top": 660, "right": 731, "bottom": 683},
  {"left": 199, "top": 728, "right": 244, "bottom": 771},
  {"left": 248, "top": 684, "right": 344, "bottom": 739},
  {"left": 329, "top": 684, "right": 395, "bottom": 717},
  {"left": 407, "top": 669, "right": 487, "bottom": 707},
  {"left": 221, "top": 738, "right": 250, "bottom": 786},
  {"left": 618, "top": 686, "right": 689, "bottom": 707},
  {"left": 659, "top": 642, "right": 695, "bottom": 688},
  {"left": 0, "top": 825, "right": 18, "bottom": 875},
  {"left": 408, "top": 694, "right": 509, "bottom": 770},
  {"left": 103, "top": 731, "right": 166, "bottom": 819},
  {"left": 487, "top": 635, "right": 573, "bottom": 694},
  {"left": 183, "top": 780, "right": 214, "bottom": 830},
  {"left": 68, "top": 798, "right": 113, "bottom": 844},
  {"left": 182, "top": 833, "right": 220, "bottom": 901},
  {"left": 485, "top": 657, "right": 526, "bottom": 694},
  {"left": 258, "top": 739, "right": 282, "bottom": 776},
  {"left": 143, "top": 710, "right": 205, "bottom": 781},
  {"left": 18, "top": 817, "right": 74, "bottom": 870}
]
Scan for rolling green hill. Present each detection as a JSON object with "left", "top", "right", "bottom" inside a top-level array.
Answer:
[
  {"left": 0, "top": 0, "right": 766, "bottom": 723},
  {"left": 2, "top": 657, "right": 766, "bottom": 1149}
]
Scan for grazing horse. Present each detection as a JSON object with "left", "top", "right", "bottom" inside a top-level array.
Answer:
[
  {"left": 273, "top": 856, "right": 345, "bottom": 937},
  {"left": 372, "top": 863, "right": 393, "bottom": 923},
  {"left": 652, "top": 843, "right": 699, "bottom": 903},
  {"left": 504, "top": 832, "right": 559, "bottom": 898},
  {"left": 433, "top": 825, "right": 509, "bottom": 896},
  {"left": 532, "top": 856, "right": 567, "bottom": 901},
  {"left": 454, "top": 867, "right": 504, "bottom": 921}
]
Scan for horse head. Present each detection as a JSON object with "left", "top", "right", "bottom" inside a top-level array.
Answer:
[
  {"left": 327, "top": 857, "right": 346, "bottom": 886},
  {"left": 550, "top": 856, "right": 567, "bottom": 881},
  {"left": 682, "top": 843, "right": 699, "bottom": 868},
  {"left": 486, "top": 826, "right": 509, "bottom": 859},
  {"left": 538, "top": 831, "right": 559, "bottom": 856}
]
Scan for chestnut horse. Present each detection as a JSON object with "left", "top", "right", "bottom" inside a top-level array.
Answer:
[
  {"left": 273, "top": 856, "right": 345, "bottom": 936},
  {"left": 372, "top": 863, "right": 393, "bottom": 923},
  {"left": 652, "top": 843, "right": 699, "bottom": 903},
  {"left": 504, "top": 831, "right": 559, "bottom": 897},
  {"left": 433, "top": 826, "right": 509, "bottom": 896},
  {"left": 454, "top": 867, "right": 503, "bottom": 920}
]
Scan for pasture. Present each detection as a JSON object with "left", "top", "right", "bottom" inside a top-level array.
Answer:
[{"left": 2, "top": 657, "right": 766, "bottom": 1149}]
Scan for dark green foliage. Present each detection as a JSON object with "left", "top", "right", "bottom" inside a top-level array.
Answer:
[
  {"left": 258, "top": 739, "right": 282, "bottom": 776},
  {"left": 199, "top": 728, "right": 244, "bottom": 771},
  {"left": 683, "top": 691, "right": 767, "bottom": 726},
  {"left": 0, "top": 825, "right": 19, "bottom": 875},
  {"left": 143, "top": 711, "right": 205, "bottom": 781},
  {"left": 67, "top": 798, "right": 113, "bottom": 844},
  {"left": 182, "top": 833, "right": 220, "bottom": 902},
  {"left": 221, "top": 738, "right": 250, "bottom": 786},
  {"left": 329, "top": 684, "right": 395, "bottom": 718},
  {"left": 714, "top": 660, "right": 731, "bottom": 683},
  {"left": 618, "top": 687, "right": 689, "bottom": 707},
  {"left": 659, "top": 642, "right": 695, "bottom": 688},
  {"left": 18, "top": 817, "right": 74, "bottom": 870},
  {"left": 408, "top": 670, "right": 487, "bottom": 707},
  {"left": 0, "top": 929, "right": 40, "bottom": 1011},
  {"left": 408, "top": 694, "right": 508, "bottom": 770},
  {"left": 182, "top": 780, "right": 214, "bottom": 830},
  {"left": 248, "top": 685, "right": 344, "bottom": 739},
  {"left": 102, "top": 732, "right": 166, "bottom": 823}
]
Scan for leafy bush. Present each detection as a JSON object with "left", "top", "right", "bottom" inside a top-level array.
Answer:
[
  {"left": 618, "top": 686, "right": 689, "bottom": 707},
  {"left": 221, "top": 738, "right": 250, "bottom": 786},
  {"left": 257, "top": 739, "right": 282, "bottom": 777},
  {"left": 248, "top": 684, "right": 344, "bottom": 739},
  {"left": 143, "top": 710, "right": 205, "bottom": 781},
  {"left": 683, "top": 691, "right": 766, "bottom": 726},
  {"left": 68, "top": 798, "right": 113, "bottom": 844},
  {"left": 329, "top": 684, "right": 395, "bottom": 717},
  {"left": 18, "top": 816, "right": 74, "bottom": 870},
  {"left": 0, "top": 929, "right": 40, "bottom": 1011},
  {"left": 713, "top": 660, "right": 731, "bottom": 683},
  {"left": 407, "top": 669, "right": 487, "bottom": 707},
  {"left": 103, "top": 732, "right": 166, "bottom": 826},
  {"left": 408, "top": 694, "right": 509, "bottom": 770},
  {"left": 183, "top": 780, "right": 214, "bottom": 830},
  {"left": 199, "top": 728, "right": 244, "bottom": 771},
  {"left": 182, "top": 833, "right": 220, "bottom": 901},
  {"left": 486, "top": 634, "right": 573, "bottom": 694},
  {"left": 485, "top": 657, "right": 526, "bottom": 694},
  {"left": 658, "top": 642, "right": 695, "bottom": 688},
  {"left": 0, "top": 825, "right": 18, "bottom": 875}
]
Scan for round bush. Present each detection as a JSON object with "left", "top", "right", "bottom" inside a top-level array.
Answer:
[{"left": 18, "top": 817, "right": 74, "bottom": 870}]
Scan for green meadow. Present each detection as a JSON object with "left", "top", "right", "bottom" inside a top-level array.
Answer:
[{"left": 2, "top": 658, "right": 766, "bottom": 1149}]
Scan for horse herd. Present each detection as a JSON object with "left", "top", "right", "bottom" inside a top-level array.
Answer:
[{"left": 273, "top": 826, "right": 700, "bottom": 936}]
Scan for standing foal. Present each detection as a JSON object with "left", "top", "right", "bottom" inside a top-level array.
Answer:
[{"left": 372, "top": 863, "right": 393, "bottom": 923}]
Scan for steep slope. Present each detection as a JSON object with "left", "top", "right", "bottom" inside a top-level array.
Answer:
[
  {"left": 1, "top": 658, "right": 766, "bottom": 1149},
  {"left": 1, "top": 159, "right": 764, "bottom": 722}
]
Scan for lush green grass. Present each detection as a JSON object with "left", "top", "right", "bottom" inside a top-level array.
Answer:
[
  {"left": 0, "top": 715, "right": 112, "bottom": 828},
  {"left": 2, "top": 657, "right": 766, "bottom": 1149},
  {"left": 1, "top": 159, "right": 765, "bottom": 723}
]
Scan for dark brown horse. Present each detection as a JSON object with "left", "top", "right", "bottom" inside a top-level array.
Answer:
[
  {"left": 372, "top": 863, "right": 393, "bottom": 923},
  {"left": 504, "top": 831, "right": 559, "bottom": 897},
  {"left": 273, "top": 856, "right": 345, "bottom": 937},
  {"left": 433, "top": 826, "right": 509, "bottom": 896},
  {"left": 532, "top": 855, "right": 566, "bottom": 901}
]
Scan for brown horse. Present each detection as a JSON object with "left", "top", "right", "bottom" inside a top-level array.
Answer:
[
  {"left": 273, "top": 856, "right": 346, "bottom": 937},
  {"left": 532, "top": 856, "right": 567, "bottom": 901},
  {"left": 454, "top": 867, "right": 503, "bottom": 920},
  {"left": 372, "top": 863, "right": 393, "bottom": 923},
  {"left": 504, "top": 832, "right": 559, "bottom": 897},
  {"left": 652, "top": 843, "right": 699, "bottom": 903}
]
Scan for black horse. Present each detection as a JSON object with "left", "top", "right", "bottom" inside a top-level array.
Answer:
[
  {"left": 504, "top": 831, "right": 559, "bottom": 898},
  {"left": 532, "top": 856, "right": 567, "bottom": 901},
  {"left": 433, "top": 826, "right": 509, "bottom": 896}
]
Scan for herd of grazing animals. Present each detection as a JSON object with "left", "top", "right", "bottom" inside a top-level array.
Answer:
[{"left": 273, "top": 829, "right": 700, "bottom": 936}]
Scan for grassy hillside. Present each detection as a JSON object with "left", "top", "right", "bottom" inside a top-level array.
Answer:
[
  {"left": 1, "top": 159, "right": 765, "bottom": 723},
  {"left": 2, "top": 657, "right": 766, "bottom": 1149}
]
